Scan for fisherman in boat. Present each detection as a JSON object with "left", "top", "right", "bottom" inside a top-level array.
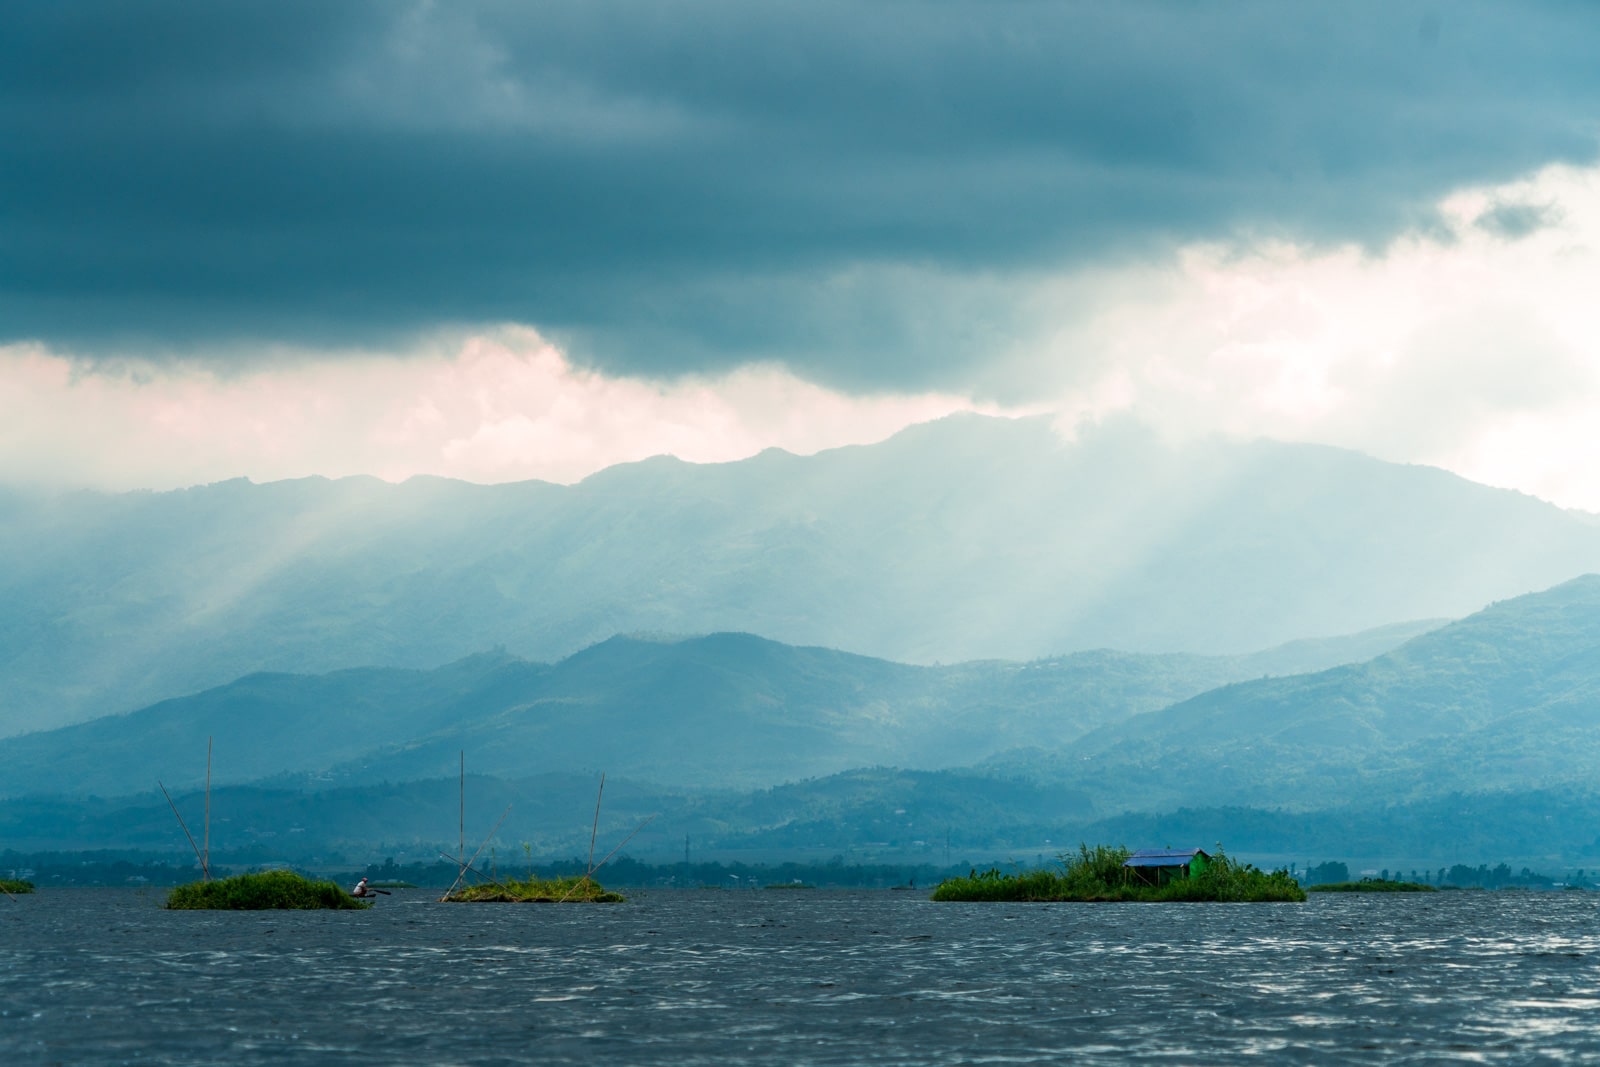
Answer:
[{"left": 351, "top": 876, "right": 372, "bottom": 898}]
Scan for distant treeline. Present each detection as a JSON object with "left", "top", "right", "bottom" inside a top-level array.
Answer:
[
  {"left": 4, "top": 850, "right": 206, "bottom": 887},
  {"left": 1301, "top": 860, "right": 1582, "bottom": 890}
]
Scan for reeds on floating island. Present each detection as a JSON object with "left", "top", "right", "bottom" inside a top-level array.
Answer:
[
  {"left": 1, "top": 878, "right": 35, "bottom": 895},
  {"left": 441, "top": 770, "right": 641, "bottom": 903},
  {"left": 444, "top": 874, "right": 624, "bottom": 903},
  {"left": 931, "top": 844, "right": 1306, "bottom": 903},
  {"left": 166, "top": 870, "right": 371, "bottom": 910}
]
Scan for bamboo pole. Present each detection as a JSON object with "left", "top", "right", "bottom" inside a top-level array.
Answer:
[
  {"left": 204, "top": 736, "right": 212, "bottom": 882},
  {"left": 459, "top": 751, "right": 465, "bottom": 885},
  {"left": 585, "top": 773, "right": 605, "bottom": 877},
  {"left": 440, "top": 803, "right": 513, "bottom": 901},
  {"left": 435, "top": 851, "right": 514, "bottom": 897},
  {"left": 158, "top": 781, "right": 207, "bottom": 875},
  {"left": 591, "top": 814, "right": 656, "bottom": 875},
  {"left": 554, "top": 815, "right": 657, "bottom": 904}
]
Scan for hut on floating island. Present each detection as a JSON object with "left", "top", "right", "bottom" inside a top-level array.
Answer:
[{"left": 1123, "top": 848, "right": 1211, "bottom": 886}]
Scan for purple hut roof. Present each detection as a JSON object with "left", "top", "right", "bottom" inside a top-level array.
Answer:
[{"left": 1123, "top": 848, "right": 1211, "bottom": 868}]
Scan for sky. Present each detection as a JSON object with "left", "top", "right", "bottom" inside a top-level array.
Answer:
[{"left": 4, "top": 1, "right": 1600, "bottom": 508}]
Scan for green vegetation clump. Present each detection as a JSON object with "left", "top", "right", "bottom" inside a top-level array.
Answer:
[
  {"left": 1309, "top": 879, "right": 1438, "bottom": 893},
  {"left": 931, "top": 845, "right": 1306, "bottom": 903},
  {"left": 444, "top": 875, "right": 624, "bottom": 903},
  {"left": 1, "top": 878, "right": 35, "bottom": 894},
  {"left": 764, "top": 882, "right": 816, "bottom": 890},
  {"left": 931, "top": 865, "right": 1073, "bottom": 902},
  {"left": 165, "top": 871, "right": 370, "bottom": 910}
]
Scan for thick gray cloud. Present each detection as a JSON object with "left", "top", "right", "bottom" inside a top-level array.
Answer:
[{"left": 4, "top": 0, "right": 1599, "bottom": 388}]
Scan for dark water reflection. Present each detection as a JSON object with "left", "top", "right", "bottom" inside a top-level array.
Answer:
[{"left": 5, "top": 888, "right": 1600, "bottom": 1064}]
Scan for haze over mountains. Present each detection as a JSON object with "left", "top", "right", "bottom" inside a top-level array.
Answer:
[
  {"left": 0, "top": 621, "right": 1439, "bottom": 800},
  {"left": 6, "top": 578, "right": 1600, "bottom": 867},
  {"left": 6, "top": 414, "right": 1600, "bottom": 867},
  {"left": 5, "top": 414, "right": 1600, "bottom": 736},
  {"left": 994, "top": 574, "right": 1600, "bottom": 809}
]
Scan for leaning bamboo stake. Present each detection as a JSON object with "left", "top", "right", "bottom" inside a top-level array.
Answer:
[
  {"left": 439, "top": 803, "right": 513, "bottom": 901},
  {"left": 585, "top": 773, "right": 606, "bottom": 877},
  {"left": 595, "top": 813, "right": 656, "bottom": 873},
  {"left": 435, "top": 851, "right": 515, "bottom": 897},
  {"left": 555, "top": 814, "right": 657, "bottom": 904},
  {"left": 553, "top": 772, "right": 611, "bottom": 903},
  {"left": 158, "top": 781, "right": 207, "bottom": 878}
]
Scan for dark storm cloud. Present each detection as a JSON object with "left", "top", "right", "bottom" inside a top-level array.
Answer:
[{"left": 3, "top": 1, "right": 1599, "bottom": 387}]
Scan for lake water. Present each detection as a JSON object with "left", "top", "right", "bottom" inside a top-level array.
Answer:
[{"left": 4, "top": 888, "right": 1600, "bottom": 1064}]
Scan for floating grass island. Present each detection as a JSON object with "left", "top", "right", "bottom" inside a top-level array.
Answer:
[
  {"left": 165, "top": 871, "right": 371, "bottom": 910},
  {"left": 1, "top": 878, "right": 36, "bottom": 894},
  {"left": 932, "top": 845, "right": 1306, "bottom": 903},
  {"left": 443, "top": 875, "right": 625, "bottom": 903},
  {"left": 1309, "top": 879, "right": 1437, "bottom": 893}
]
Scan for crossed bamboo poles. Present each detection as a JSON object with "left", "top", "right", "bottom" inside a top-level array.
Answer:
[
  {"left": 440, "top": 770, "right": 655, "bottom": 902},
  {"left": 153, "top": 741, "right": 652, "bottom": 900}
]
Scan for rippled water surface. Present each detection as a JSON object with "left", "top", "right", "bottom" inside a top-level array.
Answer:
[{"left": 5, "top": 888, "right": 1600, "bottom": 1064}]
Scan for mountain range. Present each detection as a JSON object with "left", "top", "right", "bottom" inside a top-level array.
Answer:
[
  {"left": 5, "top": 413, "right": 1600, "bottom": 736},
  {"left": 0, "top": 620, "right": 1436, "bottom": 799},
  {"left": 1006, "top": 573, "right": 1600, "bottom": 810},
  {"left": 6, "top": 413, "right": 1600, "bottom": 868},
  {"left": 5, "top": 577, "right": 1600, "bottom": 867}
]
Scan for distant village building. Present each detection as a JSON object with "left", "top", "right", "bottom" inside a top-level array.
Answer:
[{"left": 1122, "top": 848, "right": 1211, "bottom": 886}]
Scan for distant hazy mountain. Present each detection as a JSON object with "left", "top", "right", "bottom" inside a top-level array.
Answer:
[
  {"left": 1003, "top": 575, "right": 1600, "bottom": 810},
  {"left": 0, "top": 623, "right": 1437, "bottom": 799},
  {"left": 4, "top": 412, "right": 1598, "bottom": 734},
  {"left": 5, "top": 581, "right": 1600, "bottom": 865}
]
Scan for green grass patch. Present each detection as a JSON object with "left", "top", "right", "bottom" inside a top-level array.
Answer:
[
  {"left": 764, "top": 882, "right": 816, "bottom": 890},
  {"left": 444, "top": 875, "right": 624, "bottom": 903},
  {"left": 165, "top": 871, "right": 370, "bottom": 910},
  {"left": 1309, "top": 879, "right": 1438, "bottom": 893},
  {"left": 1, "top": 878, "right": 36, "bottom": 894},
  {"left": 931, "top": 845, "right": 1306, "bottom": 903}
]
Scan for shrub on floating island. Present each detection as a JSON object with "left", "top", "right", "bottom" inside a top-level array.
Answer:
[
  {"left": 443, "top": 875, "right": 624, "bottom": 903},
  {"left": 931, "top": 844, "right": 1306, "bottom": 903},
  {"left": 1309, "top": 879, "right": 1437, "bottom": 893},
  {"left": 931, "top": 865, "right": 1073, "bottom": 902},
  {"left": 1, "top": 878, "right": 35, "bottom": 894},
  {"left": 165, "top": 871, "right": 370, "bottom": 910}
]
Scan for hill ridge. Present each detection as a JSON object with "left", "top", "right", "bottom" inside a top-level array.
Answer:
[
  {"left": 0, "top": 618, "right": 1446, "bottom": 800},
  {"left": 4, "top": 413, "right": 1600, "bottom": 734}
]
